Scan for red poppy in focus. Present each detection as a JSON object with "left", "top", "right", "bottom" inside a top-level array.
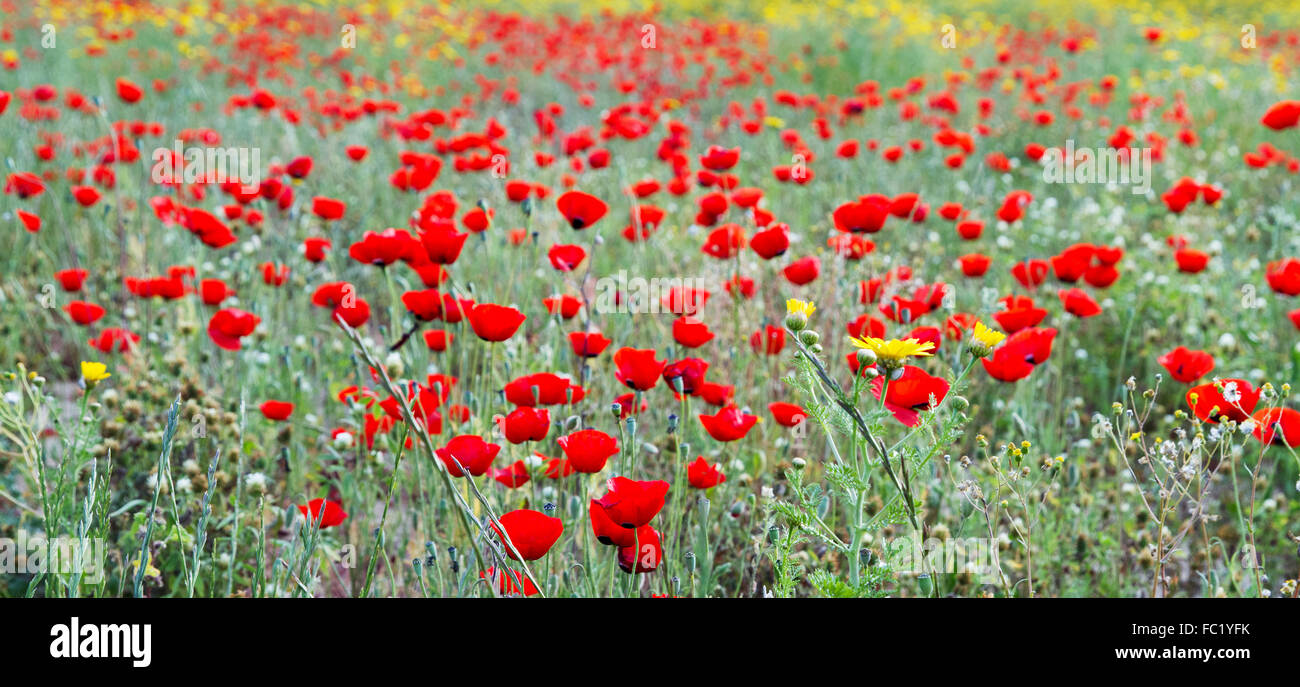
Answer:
[
  {"left": 349, "top": 228, "right": 417, "bottom": 267},
  {"left": 468, "top": 303, "right": 526, "bottom": 342},
  {"left": 982, "top": 327, "right": 1058, "bottom": 382},
  {"left": 687, "top": 456, "right": 726, "bottom": 489},
  {"left": 1186, "top": 379, "right": 1259, "bottom": 424},
  {"left": 768, "top": 402, "right": 807, "bottom": 427},
  {"left": 870, "top": 366, "right": 950, "bottom": 426},
  {"left": 558, "top": 428, "right": 619, "bottom": 473},
  {"left": 297, "top": 498, "right": 347, "bottom": 528},
  {"left": 504, "top": 373, "right": 586, "bottom": 406},
  {"left": 698, "top": 405, "right": 759, "bottom": 442},
  {"left": 568, "top": 331, "right": 611, "bottom": 357},
  {"left": 259, "top": 400, "right": 294, "bottom": 421},
  {"left": 613, "top": 347, "right": 666, "bottom": 391},
  {"left": 593, "top": 476, "right": 669, "bottom": 529},
  {"left": 498, "top": 406, "right": 550, "bottom": 444},
  {"left": 493, "top": 509, "right": 563, "bottom": 561},
  {"left": 672, "top": 317, "right": 715, "bottom": 348},
  {"left": 617, "top": 526, "right": 663, "bottom": 573},
  {"left": 1251, "top": 407, "right": 1300, "bottom": 447},
  {"left": 435, "top": 435, "right": 501, "bottom": 477}
]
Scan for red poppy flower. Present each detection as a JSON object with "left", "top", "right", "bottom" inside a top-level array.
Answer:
[
  {"left": 613, "top": 347, "right": 666, "bottom": 391},
  {"left": 88, "top": 328, "right": 140, "bottom": 353},
  {"left": 116, "top": 77, "right": 143, "bottom": 103},
  {"left": 493, "top": 509, "right": 563, "bottom": 561},
  {"left": 401, "top": 289, "right": 445, "bottom": 321},
  {"left": 700, "top": 145, "right": 740, "bottom": 171},
  {"left": 768, "top": 402, "right": 807, "bottom": 427},
  {"left": 556, "top": 190, "right": 608, "bottom": 229},
  {"left": 71, "top": 185, "right": 101, "bottom": 207},
  {"left": 1261, "top": 100, "right": 1300, "bottom": 130},
  {"left": 297, "top": 498, "right": 347, "bottom": 528},
  {"left": 558, "top": 428, "right": 619, "bottom": 473},
  {"left": 617, "top": 526, "right": 663, "bottom": 574},
  {"left": 1174, "top": 249, "right": 1209, "bottom": 273},
  {"left": 1265, "top": 258, "right": 1300, "bottom": 296},
  {"left": 750, "top": 223, "right": 790, "bottom": 260},
  {"left": 993, "top": 296, "right": 1048, "bottom": 333},
  {"left": 783, "top": 256, "right": 821, "bottom": 285},
  {"left": 1158, "top": 347, "right": 1214, "bottom": 384},
  {"left": 1251, "top": 407, "right": 1300, "bottom": 447},
  {"left": 543, "top": 295, "right": 582, "bottom": 319},
  {"left": 1059, "top": 288, "right": 1102, "bottom": 317},
  {"left": 490, "top": 461, "right": 531, "bottom": 489},
  {"left": 420, "top": 227, "right": 470, "bottom": 265},
  {"left": 699, "top": 405, "right": 759, "bottom": 441},
  {"left": 311, "top": 197, "right": 345, "bottom": 221},
  {"left": 663, "top": 358, "right": 709, "bottom": 395},
  {"left": 687, "top": 457, "right": 726, "bottom": 489},
  {"left": 1186, "top": 379, "right": 1259, "bottom": 424},
  {"left": 959, "top": 253, "right": 991, "bottom": 277},
  {"left": 259, "top": 400, "right": 294, "bottom": 421},
  {"left": 1011, "top": 259, "right": 1050, "bottom": 289},
  {"left": 17, "top": 209, "right": 40, "bottom": 233},
  {"left": 672, "top": 317, "right": 715, "bottom": 348},
  {"left": 982, "top": 327, "right": 1058, "bottom": 382},
  {"left": 547, "top": 244, "right": 586, "bottom": 271},
  {"left": 435, "top": 435, "right": 501, "bottom": 477},
  {"left": 481, "top": 566, "right": 538, "bottom": 596},
  {"left": 56, "top": 268, "right": 88, "bottom": 292},
  {"left": 593, "top": 476, "right": 669, "bottom": 529},
  {"left": 499, "top": 406, "right": 550, "bottom": 444},
  {"left": 423, "top": 329, "right": 453, "bottom": 352},
  {"left": 504, "top": 373, "right": 586, "bottom": 406},
  {"left": 568, "top": 331, "right": 611, "bottom": 358},
  {"left": 303, "top": 237, "right": 332, "bottom": 262},
  {"left": 207, "top": 308, "right": 261, "bottom": 350},
  {"left": 64, "top": 300, "right": 105, "bottom": 325},
  {"left": 750, "top": 325, "right": 786, "bottom": 355},
  {"left": 870, "top": 366, "right": 950, "bottom": 426},
  {"left": 832, "top": 195, "right": 892, "bottom": 233},
  {"left": 701, "top": 224, "right": 746, "bottom": 259},
  {"left": 5, "top": 172, "right": 46, "bottom": 199},
  {"left": 468, "top": 303, "right": 526, "bottom": 342},
  {"left": 349, "top": 228, "right": 417, "bottom": 267}
]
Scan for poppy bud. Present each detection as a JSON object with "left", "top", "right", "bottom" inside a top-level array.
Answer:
[
  {"left": 684, "top": 551, "right": 696, "bottom": 572},
  {"left": 697, "top": 495, "right": 711, "bottom": 520},
  {"left": 611, "top": 402, "right": 623, "bottom": 417},
  {"left": 799, "top": 330, "right": 819, "bottom": 346}
]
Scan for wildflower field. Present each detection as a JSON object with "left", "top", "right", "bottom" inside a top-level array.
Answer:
[{"left": 3, "top": 0, "right": 1300, "bottom": 600}]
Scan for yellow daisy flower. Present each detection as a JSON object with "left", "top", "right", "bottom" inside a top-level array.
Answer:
[
  {"left": 849, "top": 336, "right": 935, "bottom": 367},
  {"left": 785, "top": 299, "right": 816, "bottom": 317},
  {"left": 968, "top": 322, "right": 1006, "bottom": 358},
  {"left": 80, "top": 361, "right": 111, "bottom": 386}
]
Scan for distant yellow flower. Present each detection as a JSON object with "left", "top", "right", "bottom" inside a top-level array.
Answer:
[
  {"left": 80, "top": 361, "right": 110, "bottom": 386},
  {"left": 968, "top": 322, "right": 1006, "bottom": 357},
  {"left": 849, "top": 336, "right": 934, "bottom": 367}
]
